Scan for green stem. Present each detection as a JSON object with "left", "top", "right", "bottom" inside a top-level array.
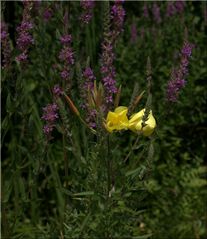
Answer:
[{"left": 124, "top": 135, "right": 140, "bottom": 163}]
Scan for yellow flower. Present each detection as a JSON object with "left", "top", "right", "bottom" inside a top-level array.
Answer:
[
  {"left": 105, "top": 106, "right": 129, "bottom": 133},
  {"left": 129, "top": 108, "right": 156, "bottom": 136}
]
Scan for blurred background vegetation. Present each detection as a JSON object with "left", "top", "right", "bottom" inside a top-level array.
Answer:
[{"left": 1, "top": 1, "right": 207, "bottom": 238}]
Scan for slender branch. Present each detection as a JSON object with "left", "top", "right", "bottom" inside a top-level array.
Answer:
[{"left": 124, "top": 135, "right": 140, "bottom": 163}]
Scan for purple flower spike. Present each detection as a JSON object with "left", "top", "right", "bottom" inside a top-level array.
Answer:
[
  {"left": 53, "top": 85, "right": 63, "bottom": 97},
  {"left": 60, "top": 70, "right": 70, "bottom": 80},
  {"left": 167, "top": 39, "right": 194, "bottom": 102},
  {"left": 42, "top": 103, "right": 59, "bottom": 138},
  {"left": 111, "top": 0, "right": 125, "bottom": 41},
  {"left": 58, "top": 32, "right": 74, "bottom": 84},
  {"left": 16, "top": 1, "right": 34, "bottom": 64},
  {"left": 174, "top": 1, "right": 185, "bottom": 14},
  {"left": 43, "top": 8, "right": 53, "bottom": 22},
  {"left": 80, "top": 0, "right": 95, "bottom": 24},
  {"left": 59, "top": 47, "right": 74, "bottom": 65},
  {"left": 1, "top": 22, "right": 12, "bottom": 68},
  {"left": 60, "top": 34, "right": 72, "bottom": 45},
  {"left": 16, "top": 51, "right": 28, "bottom": 63},
  {"left": 166, "top": 2, "right": 176, "bottom": 18},
  {"left": 152, "top": 3, "right": 162, "bottom": 24},
  {"left": 143, "top": 3, "right": 149, "bottom": 18}
]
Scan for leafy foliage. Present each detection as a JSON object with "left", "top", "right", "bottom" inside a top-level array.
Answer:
[{"left": 1, "top": 1, "right": 207, "bottom": 239}]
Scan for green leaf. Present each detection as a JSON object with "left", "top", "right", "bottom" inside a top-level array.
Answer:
[{"left": 73, "top": 191, "right": 94, "bottom": 196}]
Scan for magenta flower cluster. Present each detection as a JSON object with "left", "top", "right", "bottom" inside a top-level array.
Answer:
[
  {"left": 111, "top": 0, "right": 125, "bottom": 41},
  {"left": 143, "top": 3, "right": 149, "bottom": 18},
  {"left": 100, "top": 0, "right": 125, "bottom": 108},
  {"left": 81, "top": 67, "right": 97, "bottom": 128},
  {"left": 83, "top": 67, "right": 96, "bottom": 91},
  {"left": 166, "top": 1, "right": 185, "bottom": 18},
  {"left": 53, "top": 84, "right": 63, "bottom": 97},
  {"left": 80, "top": 0, "right": 95, "bottom": 24},
  {"left": 101, "top": 41, "right": 117, "bottom": 105},
  {"left": 1, "top": 22, "right": 12, "bottom": 68},
  {"left": 43, "top": 8, "right": 53, "bottom": 22},
  {"left": 16, "top": 1, "right": 34, "bottom": 63},
  {"left": 58, "top": 34, "right": 74, "bottom": 80},
  {"left": 152, "top": 3, "right": 162, "bottom": 24},
  {"left": 42, "top": 103, "right": 59, "bottom": 136},
  {"left": 167, "top": 40, "right": 194, "bottom": 102}
]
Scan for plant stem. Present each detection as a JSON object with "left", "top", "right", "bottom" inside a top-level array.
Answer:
[{"left": 124, "top": 135, "right": 140, "bottom": 163}]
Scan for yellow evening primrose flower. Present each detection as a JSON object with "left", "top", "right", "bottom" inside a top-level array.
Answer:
[
  {"left": 105, "top": 106, "right": 129, "bottom": 133},
  {"left": 129, "top": 109, "right": 156, "bottom": 136}
]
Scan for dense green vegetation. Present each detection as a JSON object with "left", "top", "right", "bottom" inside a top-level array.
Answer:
[{"left": 1, "top": 1, "right": 207, "bottom": 238}]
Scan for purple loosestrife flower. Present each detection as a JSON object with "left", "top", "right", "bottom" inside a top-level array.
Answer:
[
  {"left": 58, "top": 34, "right": 74, "bottom": 82},
  {"left": 174, "top": 1, "right": 185, "bottom": 14},
  {"left": 59, "top": 47, "right": 74, "bottom": 65},
  {"left": 16, "top": 1, "right": 34, "bottom": 63},
  {"left": 101, "top": 40, "right": 117, "bottom": 105},
  {"left": 1, "top": 22, "right": 12, "bottom": 69},
  {"left": 152, "top": 2, "right": 162, "bottom": 24},
  {"left": 43, "top": 8, "right": 53, "bottom": 22},
  {"left": 167, "top": 39, "right": 194, "bottom": 102},
  {"left": 80, "top": 0, "right": 95, "bottom": 24},
  {"left": 60, "top": 69, "right": 70, "bottom": 80},
  {"left": 111, "top": 0, "right": 125, "bottom": 42},
  {"left": 166, "top": 2, "right": 176, "bottom": 18},
  {"left": 60, "top": 34, "right": 72, "bottom": 45},
  {"left": 83, "top": 67, "right": 96, "bottom": 90},
  {"left": 130, "top": 23, "right": 137, "bottom": 44},
  {"left": 53, "top": 84, "right": 63, "bottom": 97},
  {"left": 42, "top": 103, "right": 59, "bottom": 137},
  {"left": 81, "top": 67, "right": 97, "bottom": 128},
  {"left": 143, "top": 3, "right": 149, "bottom": 18}
]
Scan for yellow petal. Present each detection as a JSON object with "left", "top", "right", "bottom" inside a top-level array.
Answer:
[
  {"left": 128, "top": 108, "right": 156, "bottom": 136},
  {"left": 106, "top": 111, "right": 118, "bottom": 123},
  {"left": 105, "top": 106, "right": 129, "bottom": 133},
  {"left": 114, "top": 106, "right": 128, "bottom": 114}
]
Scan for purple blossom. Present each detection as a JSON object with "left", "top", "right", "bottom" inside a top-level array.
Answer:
[
  {"left": 42, "top": 103, "right": 59, "bottom": 122},
  {"left": 60, "top": 34, "right": 72, "bottom": 45},
  {"left": 53, "top": 85, "right": 63, "bottom": 97},
  {"left": 17, "top": 22, "right": 33, "bottom": 32},
  {"left": 16, "top": 2, "right": 34, "bottom": 64},
  {"left": 43, "top": 8, "right": 53, "bottom": 22},
  {"left": 101, "top": 40, "right": 117, "bottom": 105},
  {"left": 60, "top": 70, "right": 70, "bottom": 80},
  {"left": 42, "top": 103, "right": 59, "bottom": 137},
  {"left": 80, "top": 67, "right": 97, "bottom": 128},
  {"left": 174, "top": 1, "right": 185, "bottom": 14},
  {"left": 1, "top": 22, "right": 12, "bottom": 68},
  {"left": 83, "top": 67, "right": 96, "bottom": 89},
  {"left": 111, "top": 0, "right": 125, "bottom": 41},
  {"left": 81, "top": 67, "right": 96, "bottom": 101},
  {"left": 143, "top": 3, "right": 149, "bottom": 18},
  {"left": 80, "top": 0, "right": 95, "bottom": 24},
  {"left": 166, "top": 2, "right": 176, "bottom": 18},
  {"left": 16, "top": 32, "right": 34, "bottom": 51},
  {"left": 16, "top": 51, "right": 28, "bottom": 63},
  {"left": 167, "top": 39, "right": 194, "bottom": 102},
  {"left": 86, "top": 109, "right": 97, "bottom": 129},
  {"left": 58, "top": 32, "right": 74, "bottom": 84},
  {"left": 181, "top": 41, "right": 194, "bottom": 57},
  {"left": 59, "top": 47, "right": 74, "bottom": 65},
  {"left": 152, "top": 3, "right": 162, "bottom": 24}
]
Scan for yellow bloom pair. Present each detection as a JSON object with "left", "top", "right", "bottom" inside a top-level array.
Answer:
[{"left": 105, "top": 106, "right": 156, "bottom": 136}]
